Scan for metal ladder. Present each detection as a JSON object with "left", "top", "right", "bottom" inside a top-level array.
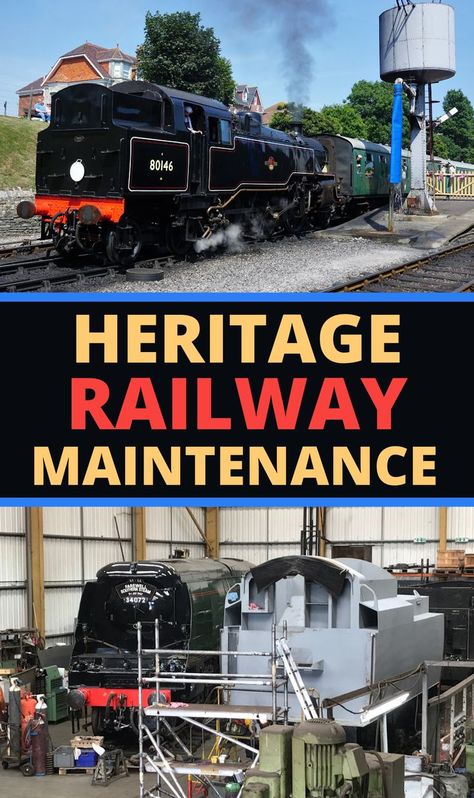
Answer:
[{"left": 277, "top": 638, "right": 319, "bottom": 720}]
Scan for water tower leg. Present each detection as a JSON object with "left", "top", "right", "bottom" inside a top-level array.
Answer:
[{"left": 404, "top": 83, "right": 436, "bottom": 215}]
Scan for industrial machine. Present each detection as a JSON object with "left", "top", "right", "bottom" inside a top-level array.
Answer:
[
  {"left": 241, "top": 719, "right": 404, "bottom": 798},
  {"left": 221, "top": 556, "right": 444, "bottom": 725},
  {"left": 39, "top": 666, "right": 68, "bottom": 722},
  {"left": 0, "top": 629, "right": 41, "bottom": 673}
]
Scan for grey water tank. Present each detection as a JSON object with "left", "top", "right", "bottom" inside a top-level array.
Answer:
[{"left": 380, "top": 3, "right": 455, "bottom": 84}]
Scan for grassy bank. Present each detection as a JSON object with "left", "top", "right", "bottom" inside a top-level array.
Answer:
[{"left": 0, "top": 115, "right": 47, "bottom": 189}]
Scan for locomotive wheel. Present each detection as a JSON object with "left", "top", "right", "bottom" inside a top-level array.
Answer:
[
  {"left": 91, "top": 707, "right": 105, "bottom": 736},
  {"left": 75, "top": 222, "right": 101, "bottom": 254},
  {"left": 282, "top": 205, "right": 308, "bottom": 236},
  {"left": 51, "top": 212, "right": 78, "bottom": 259},
  {"left": 246, "top": 213, "right": 277, "bottom": 241},
  {"left": 106, "top": 219, "right": 142, "bottom": 266},
  {"left": 165, "top": 224, "right": 193, "bottom": 257}
]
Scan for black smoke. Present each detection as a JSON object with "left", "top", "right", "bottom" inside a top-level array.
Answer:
[{"left": 232, "top": 0, "right": 334, "bottom": 108}]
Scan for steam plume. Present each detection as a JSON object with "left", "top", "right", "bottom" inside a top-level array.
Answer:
[
  {"left": 195, "top": 224, "right": 244, "bottom": 254},
  {"left": 234, "top": 0, "right": 333, "bottom": 107}
]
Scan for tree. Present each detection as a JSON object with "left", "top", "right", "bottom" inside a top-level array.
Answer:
[
  {"left": 346, "top": 80, "right": 410, "bottom": 146},
  {"left": 305, "top": 104, "right": 367, "bottom": 138},
  {"left": 269, "top": 102, "right": 366, "bottom": 139},
  {"left": 431, "top": 133, "right": 450, "bottom": 160},
  {"left": 137, "top": 11, "right": 234, "bottom": 104},
  {"left": 269, "top": 104, "right": 294, "bottom": 133},
  {"left": 215, "top": 57, "right": 236, "bottom": 107},
  {"left": 438, "top": 89, "right": 474, "bottom": 162}
]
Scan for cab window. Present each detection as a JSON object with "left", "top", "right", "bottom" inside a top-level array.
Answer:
[
  {"left": 209, "top": 116, "right": 232, "bottom": 145},
  {"left": 219, "top": 119, "right": 232, "bottom": 145},
  {"left": 113, "top": 94, "right": 162, "bottom": 128}
]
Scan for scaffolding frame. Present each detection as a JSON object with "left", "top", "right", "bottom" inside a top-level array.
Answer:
[{"left": 136, "top": 620, "right": 316, "bottom": 798}]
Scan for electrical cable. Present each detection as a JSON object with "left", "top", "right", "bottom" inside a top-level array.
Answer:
[{"left": 367, "top": 750, "right": 390, "bottom": 798}]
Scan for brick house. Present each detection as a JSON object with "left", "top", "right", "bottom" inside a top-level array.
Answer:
[
  {"left": 17, "top": 42, "right": 137, "bottom": 117},
  {"left": 262, "top": 102, "right": 285, "bottom": 125},
  {"left": 230, "top": 84, "right": 264, "bottom": 115}
]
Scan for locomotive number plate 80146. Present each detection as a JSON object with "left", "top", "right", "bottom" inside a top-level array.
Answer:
[{"left": 128, "top": 138, "right": 189, "bottom": 192}]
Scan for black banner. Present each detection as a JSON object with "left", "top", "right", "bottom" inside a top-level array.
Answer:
[{"left": 0, "top": 297, "right": 472, "bottom": 500}]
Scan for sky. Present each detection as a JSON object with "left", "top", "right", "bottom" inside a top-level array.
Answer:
[{"left": 1, "top": 0, "right": 473, "bottom": 118}]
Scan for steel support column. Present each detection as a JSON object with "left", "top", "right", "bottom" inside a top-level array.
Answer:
[
  {"left": 133, "top": 507, "right": 147, "bottom": 561},
  {"left": 27, "top": 507, "right": 45, "bottom": 639},
  {"left": 405, "top": 82, "right": 436, "bottom": 214},
  {"left": 439, "top": 507, "right": 448, "bottom": 553},
  {"left": 205, "top": 508, "right": 219, "bottom": 559}
]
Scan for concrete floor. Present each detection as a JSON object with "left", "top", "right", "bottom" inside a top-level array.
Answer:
[
  {"left": 0, "top": 718, "right": 150, "bottom": 797},
  {"left": 320, "top": 198, "right": 474, "bottom": 249}
]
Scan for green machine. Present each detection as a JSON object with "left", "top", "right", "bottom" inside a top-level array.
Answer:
[
  {"left": 241, "top": 720, "right": 405, "bottom": 798},
  {"left": 42, "top": 666, "right": 68, "bottom": 722}
]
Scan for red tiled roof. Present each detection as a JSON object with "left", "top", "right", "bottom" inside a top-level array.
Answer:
[
  {"left": 60, "top": 42, "right": 136, "bottom": 78},
  {"left": 97, "top": 46, "right": 136, "bottom": 65},
  {"left": 262, "top": 102, "right": 285, "bottom": 124},
  {"left": 17, "top": 41, "right": 136, "bottom": 96}
]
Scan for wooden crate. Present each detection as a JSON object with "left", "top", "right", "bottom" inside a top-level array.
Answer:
[
  {"left": 70, "top": 735, "right": 104, "bottom": 749},
  {"left": 464, "top": 554, "right": 474, "bottom": 568},
  {"left": 436, "top": 550, "right": 465, "bottom": 569}
]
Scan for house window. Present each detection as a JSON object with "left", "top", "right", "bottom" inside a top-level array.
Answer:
[
  {"left": 112, "top": 62, "right": 122, "bottom": 78},
  {"left": 123, "top": 65, "right": 131, "bottom": 79}
]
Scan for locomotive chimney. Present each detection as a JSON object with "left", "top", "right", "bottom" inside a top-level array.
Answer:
[{"left": 292, "top": 121, "right": 304, "bottom": 136}]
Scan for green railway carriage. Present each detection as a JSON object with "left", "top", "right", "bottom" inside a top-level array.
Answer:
[
  {"left": 427, "top": 157, "right": 474, "bottom": 176},
  {"left": 318, "top": 134, "right": 411, "bottom": 214}
]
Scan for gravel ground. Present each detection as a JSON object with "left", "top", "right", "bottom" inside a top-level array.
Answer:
[
  {"left": 0, "top": 197, "right": 428, "bottom": 293},
  {"left": 52, "top": 231, "right": 427, "bottom": 294}
]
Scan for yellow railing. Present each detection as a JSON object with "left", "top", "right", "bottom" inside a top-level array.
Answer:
[{"left": 427, "top": 173, "right": 474, "bottom": 197}]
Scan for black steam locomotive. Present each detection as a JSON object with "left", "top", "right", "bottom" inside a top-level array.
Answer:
[
  {"left": 68, "top": 557, "right": 250, "bottom": 734},
  {"left": 17, "top": 80, "right": 336, "bottom": 263}
]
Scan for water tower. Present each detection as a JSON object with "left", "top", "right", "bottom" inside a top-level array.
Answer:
[{"left": 379, "top": 1, "right": 456, "bottom": 213}]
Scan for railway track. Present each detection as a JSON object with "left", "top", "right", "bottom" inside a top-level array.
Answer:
[
  {"left": 0, "top": 240, "right": 175, "bottom": 291},
  {"left": 0, "top": 238, "right": 53, "bottom": 261},
  {"left": 329, "top": 238, "right": 474, "bottom": 292}
]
